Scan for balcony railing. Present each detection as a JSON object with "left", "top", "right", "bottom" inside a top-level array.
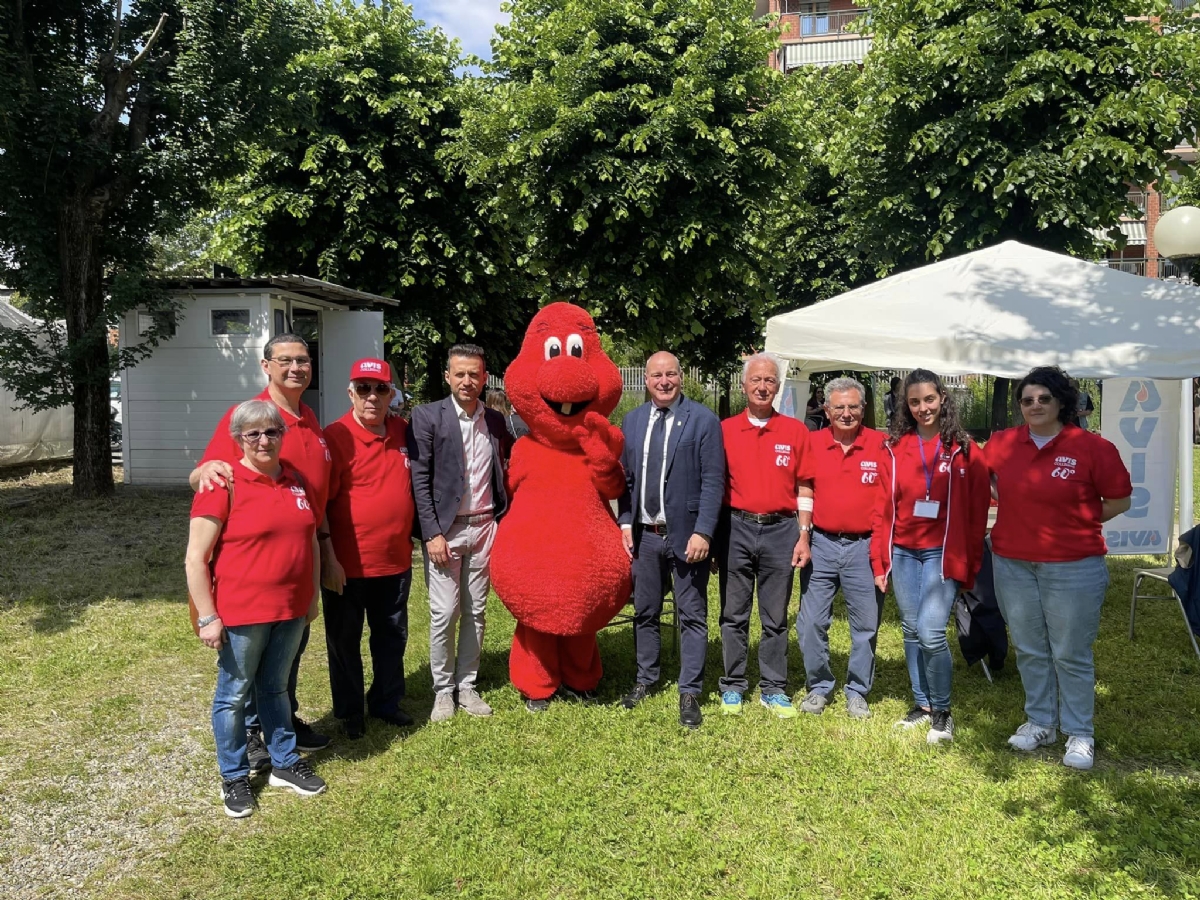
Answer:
[
  {"left": 1172, "top": 0, "right": 1196, "bottom": 11},
  {"left": 1125, "top": 190, "right": 1149, "bottom": 216},
  {"left": 1101, "top": 258, "right": 1148, "bottom": 277},
  {"left": 782, "top": 7, "right": 871, "bottom": 38}
]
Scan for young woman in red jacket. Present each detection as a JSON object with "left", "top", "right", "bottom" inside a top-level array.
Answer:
[{"left": 871, "top": 369, "right": 990, "bottom": 743}]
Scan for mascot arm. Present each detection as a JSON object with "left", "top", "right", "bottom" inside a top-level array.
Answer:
[
  {"left": 573, "top": 412, "right": 627, "bottom": 501},
  {"left": 505, "top": 440, "right": 531, "bottom": 497}
]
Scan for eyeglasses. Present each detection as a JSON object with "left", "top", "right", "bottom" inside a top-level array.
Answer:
[
  {"left": 747, "top": 377, "right": 779, "bottom": 387},
  {"left": 239, "top": 428, "right": 283, "bottom": 443},
  {"left": 353, "top": 382, "right": 392, "bottom": 397},
  {"left": 269, "top": 356, "right": 312, "bottom": 369},
  {"left": 1019, "top": 394, "right": 1055, "bottom": 407},
  {"left": 829, "top": 404, "right": 863, "bottom": 414}
]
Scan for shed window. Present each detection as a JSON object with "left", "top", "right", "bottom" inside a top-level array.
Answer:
[{"left": 211, "top": 308, "right": 252, "bottom": 335}]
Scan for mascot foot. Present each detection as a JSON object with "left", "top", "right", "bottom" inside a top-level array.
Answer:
[
  {"left": 525, "top": 696, "right": 552, "bottom": 713},
  {"left": 555, "top": 685, "right": 597, "bottom": 705}
]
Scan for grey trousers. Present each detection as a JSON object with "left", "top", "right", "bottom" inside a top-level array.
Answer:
[
  {"left": 424, "top": 518, "right": 496, "bottom": 695},
  {"left": 798, "top": 529, "right": 884, "bottom": 699},
  {"left": 717, "top": 514, "right": 798, "bottom": 695}
]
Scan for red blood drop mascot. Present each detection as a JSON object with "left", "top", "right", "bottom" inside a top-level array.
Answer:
[{"left": 491, "top": 302, "right": 631, "bottom": 702}]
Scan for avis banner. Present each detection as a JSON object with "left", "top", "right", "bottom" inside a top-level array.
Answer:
[{"left": 1101, "top": 378, "right": 1180, "bottom": 555}]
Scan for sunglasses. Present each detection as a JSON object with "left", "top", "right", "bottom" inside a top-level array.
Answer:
[
  {"left": 353, "top": 382, "right": 392, "bottom": 397},
  {"left": 240, "top": 428, "right": 283, "bottom": 443},
  {"left": 1019, "top": 394, "right": 1055, "bottom": 407}
]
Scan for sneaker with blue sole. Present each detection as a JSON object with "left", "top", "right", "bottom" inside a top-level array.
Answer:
[
  {"left": 720, "top": 691, "right": 743, "bottom": 715},
  {"left": 761, "top": 693, "right": 799, "bottom": 719}
]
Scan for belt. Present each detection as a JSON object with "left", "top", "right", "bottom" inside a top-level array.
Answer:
[
  {"left": 455, "top": 511, "right": 493, "bottom": 525},
  {"left": 643, "top": 522, "right": 669, "bottom": 535},
  {"left": 814, "top": 526, "right": 871, "bottom": 541},
  {"left": 731, "top": 509, "right": 796, "bottom": 526}
]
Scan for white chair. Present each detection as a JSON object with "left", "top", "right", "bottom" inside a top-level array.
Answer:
[{"left": 1129, "top": 567, "right": 1200, "bottom": 660}]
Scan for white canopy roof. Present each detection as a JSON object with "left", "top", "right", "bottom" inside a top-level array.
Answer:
[{"left": 764, "top": 241, "right": 1200, "bottom": 379}]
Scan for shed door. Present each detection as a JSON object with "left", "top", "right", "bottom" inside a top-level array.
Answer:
[{"left": 319, "top": 310, "right": 384, "bottom": 426}]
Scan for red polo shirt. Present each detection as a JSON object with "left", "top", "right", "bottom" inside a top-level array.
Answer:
[
  {"left": 810, "top": 426, "right": 887, "bottom": 534},
  {"left": 891, "top": 432, "right": 954, "bottom": 550},
  {"left": 984, "top": 424, "right": 1132, "bottom": 562},
  {"left": 722, "top": 411, "right": 815, "bottom": 516},
  {"left": 200, "top": 388, "right": 332, "bottom": 514},
  {"left": 324, "top": 412, "right": 416, "bottom": 578},
  {"left": 191, "top": 465, "right": 316, "bottom": 626}
]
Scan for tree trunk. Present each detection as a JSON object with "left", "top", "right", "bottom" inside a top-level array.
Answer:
[
  {"left": 862, "top": 375, "right": 877, "bottom": 429},
  {"left": 989, "top": 376, "right": 1011, "bottom": 434},
  {"left": 718, "top": 376, "right": 731, "bottom": 419},
  {"left": 61, "top": 200, "right": 113, "bottom": 498}
]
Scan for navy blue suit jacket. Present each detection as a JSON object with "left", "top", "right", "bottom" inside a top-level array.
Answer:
[
  {"left": 407, "top": 397, "right": 511, "bottom": 541},
  {"left": 618, "top": 395, "right": 725, "bottom": 560}
]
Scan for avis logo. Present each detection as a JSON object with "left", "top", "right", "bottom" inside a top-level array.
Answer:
[
  {"left": 1107, "top": 529, "right": 1163, "bottom": 548},
  {"left": 1118, "top": 380, "right": 1161, "bottom": 519}
]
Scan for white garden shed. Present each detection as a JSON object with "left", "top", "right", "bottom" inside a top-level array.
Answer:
[
  {"left": 118, "top": 276, "right": 395, "bottom": 485},
  {"left": 0, "top": 298, "right": 73, "bottom": 468}
]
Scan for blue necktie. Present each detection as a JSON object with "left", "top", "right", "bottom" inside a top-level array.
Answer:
[{"left": 644, "top": 408, "right": 667, "bottom": 521}]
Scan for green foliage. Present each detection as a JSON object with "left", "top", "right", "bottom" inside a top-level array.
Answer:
[
  {"left": 832, "top": 0, "right": 1200, "bottom": 274},
  {"left": 217, "top": 0, "right": 535, "bottom": 388},
  {"left": 447, "top": 0, "right": 808, "bottom": 373}
]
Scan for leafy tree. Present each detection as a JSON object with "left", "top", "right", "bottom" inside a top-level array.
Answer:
[
  {"left": 831, "top": 0, "right": 1200, "bottom": 274},
  {"left": 445, "top": 0, "right": 808, "bottom": 375},
  {"left": 216, "top": 0, "right": 534, "bottom": 396},
  {"left": 0, "top": 0, "right": 305, "bottom": 496}
]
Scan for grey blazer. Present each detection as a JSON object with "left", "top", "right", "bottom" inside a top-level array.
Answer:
[{"left": 407, "top": 397, "right": 512, "bottom": 540}]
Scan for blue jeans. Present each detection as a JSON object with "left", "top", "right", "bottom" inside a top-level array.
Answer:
[
  {"left": 798, "top": 531, "right": 885, "bottom": 699},
  {"left": 890, "top": 546, "right": 958, "bottom": 711},
  {"left": 991, "top": 553, "right": 1108, "bottom": 738},
  {"left": 213, "top": 617, "right": 306, "bottom": 780}
]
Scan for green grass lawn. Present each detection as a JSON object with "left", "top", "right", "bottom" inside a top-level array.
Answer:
[{"left": 2, "top": 463, "right": 1199, "bottom": 900}]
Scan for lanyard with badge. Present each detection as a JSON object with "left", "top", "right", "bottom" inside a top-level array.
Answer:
[{"left": 913, "top": 434, "right": 941, "bottom": 519}]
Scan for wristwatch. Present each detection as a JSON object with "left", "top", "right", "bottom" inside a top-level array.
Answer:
[
  {"left": 797, "top": 524, "right": 813, "bottom": 534},
  {"left": 197, "top": 613, "right": 220, "bottom": 628}
]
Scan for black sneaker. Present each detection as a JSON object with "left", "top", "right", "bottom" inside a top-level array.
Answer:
[
  {"left": 221, "top": 776, "right": 254, "bottom": 818},
  {"left": 620, "top": 683, "right": 651, "bottom": 710},
  {"left": 893, "top": 705, "right": 932, "bottom": 729},
  {"left": 342, "top": 715, "right": 365, "bottom": 740},
  {"left": 525, "top": 697, "right": 552, "bottom": 713},
  {"left": 246, "top": 729, "right": 271, "bottom": 775},
  {"left": 293, "top": 717, "right": 331, "bottom": 752},
  {"left": 555, "top": 685, "right": 598, "bottom": 704},
  {"left": 268, "top": 758, "right": 327, "bottom": 796},
  {"left": 375, "top": 710, "right": 414, "bottom": 729},
  {"left": 927, "top": 709, "right": 954, "bottom": 744}
]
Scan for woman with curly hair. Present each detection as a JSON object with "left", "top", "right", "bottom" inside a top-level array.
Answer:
[
  {"left": 983, "top": 367, "right": 1131, "bottom": 770},
  {"left": 870, "top": 369, "right": 990, "bottom": 743}
]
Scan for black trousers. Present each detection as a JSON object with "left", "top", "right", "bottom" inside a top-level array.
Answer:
[
  {"left": 632, "top": 530, "right": 710, "bottom": 695},
  {"left": 717, "top": 514, "right": 798, "bottom": 695},
  {"left": 322, "top": 571, "right": 412, "bottom": 720}
]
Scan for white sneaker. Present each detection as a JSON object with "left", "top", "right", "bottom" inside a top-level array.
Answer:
[
  {"left": 430, "top": 691, "right": 456, "bottom": 723},
  {"left": 457, "top": 688, "right": 493, "bottom": 718},
  {"left": 1008, "top": 721, "right": 1058, "bottom": 752},
  {"left": 927, "top": 710, "right": 954, "bottom": 744},
  {"left": 1063, "top": 736, "right": 1095, "bottom": 770}
]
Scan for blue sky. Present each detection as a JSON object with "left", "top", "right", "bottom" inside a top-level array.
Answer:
[{"left": 409, "top": 0, "right": 509, "bottom": 63}]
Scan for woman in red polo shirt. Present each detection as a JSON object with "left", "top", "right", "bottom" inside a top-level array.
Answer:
[
  {"left": 184, "top": 399, "right": 326, "bottom": 818},
  {"left": 984, "top": 367, "right": 1131, "bottom": 771},
  {"left": 871, "top": 369, "right": 990, "bottom": 744}
]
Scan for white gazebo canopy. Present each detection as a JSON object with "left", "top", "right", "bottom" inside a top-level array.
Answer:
[{"left": 764, "top": 241, "right": 1200, "bottom": 379}]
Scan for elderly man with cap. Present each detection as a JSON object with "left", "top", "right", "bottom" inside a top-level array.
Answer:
[
  {"left": 796, "top": 376, "right": 887, "bottom": 719},
  {"left": 320, "top": 358, "right": 417, "bottom": 739},
  {"left": 716, "top": 352, "right": 814, "bottom": 718}
]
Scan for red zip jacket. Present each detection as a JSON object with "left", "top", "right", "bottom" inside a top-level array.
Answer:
[{"left": 870, "top": 437, "right": 991, "bottom": 591}]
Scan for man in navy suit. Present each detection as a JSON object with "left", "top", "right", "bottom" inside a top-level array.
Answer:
[
  {"left": 408, "top": 345, "right": 511, "bottom": 723},
  {"left": 618, "top": 351, "right": 725, "bottom": 728}
]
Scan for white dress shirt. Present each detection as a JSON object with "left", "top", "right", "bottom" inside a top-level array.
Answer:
[
  {"left": 639, "top": 397, "right": 681, "bottom": 525},
  {"left": 452, "top": 396, "right": 494, "bottom": 516}
]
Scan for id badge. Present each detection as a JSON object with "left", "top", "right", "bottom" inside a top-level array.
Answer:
[{"left": 913, "top": 499, "right": 940, "bottom": 519}]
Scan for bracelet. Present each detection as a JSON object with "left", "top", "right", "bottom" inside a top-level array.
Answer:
[{"left": 197, "top": 613, "right": 221, "bottom": 628}]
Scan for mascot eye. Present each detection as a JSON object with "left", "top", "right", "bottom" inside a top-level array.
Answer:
[
  {"left": 567, "top": 334, "right": 584, "bottom": 358},
  {"left": 544, "top": 337, "right": 562, "bottom": 359}
]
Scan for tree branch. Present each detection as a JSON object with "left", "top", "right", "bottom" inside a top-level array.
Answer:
[
  {"left": 131, "top": 14, "right": 168, "bottom": 70},
  {"left": 109, "top": 0, "right": 123, "bottom": 58}
]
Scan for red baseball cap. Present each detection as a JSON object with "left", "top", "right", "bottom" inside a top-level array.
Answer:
[{"left": 349, "top": 358, "right": 391, "bottom": 382}]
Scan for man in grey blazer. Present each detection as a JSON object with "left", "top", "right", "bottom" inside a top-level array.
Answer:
[
  {"left": 618, "top": 351, "right": 725, "bottom": 728},
  {"left": 407, "top": 344, "right": 512, "bottom": 723}
]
